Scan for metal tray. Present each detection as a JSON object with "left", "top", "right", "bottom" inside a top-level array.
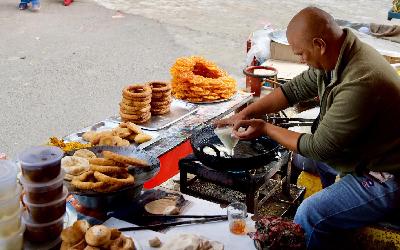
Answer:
[
  {"left": 63, "top": 120, "right": 160, "bottom": 150},
  {"left": 64, "top": 146, "right": 160, "bottom": 210},
  {"left": 185, "top": 93, "right": 237, "bottom": 104},
  {"left": 110, "top": 99, "right": 199, "bottom": 131}
]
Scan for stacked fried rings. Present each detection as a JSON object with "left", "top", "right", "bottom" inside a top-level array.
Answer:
[
  {"left": 120, "top": 84, "right": 152, "bottom": 124},
  {"left": 149, "top": 82, "right": 172, "bottom": 115}
]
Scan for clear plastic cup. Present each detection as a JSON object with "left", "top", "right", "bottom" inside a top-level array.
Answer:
[
  {"left": 0, "top": 223, "right": 25, "bottom": 250},
  {"left": 0, "top": 185, "right": 22, "bottom": 220},
  {"left": 227, "top": 202, "right": 247, "bottom": 235},
  {"left": 20, "top": 171, "right": 65, "bottom": 204},
  {"left": 0, "top": 206, "right": 22, "bottom": 237},
  {"left": 23, "top": 186, "right": 67, "bottom": 223},
  {"left": 22, "top": 210, "right": 65, "bottom": 243},
  {"left": 18, "top": 146, "right": 63, "bottom": 183},
  {"left": 0, "top": 160, "right": 18, "bottom": 199}
]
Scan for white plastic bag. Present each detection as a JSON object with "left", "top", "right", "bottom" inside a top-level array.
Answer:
[{"left": 246, "top": 25, "right": 275, "bottom": 66}]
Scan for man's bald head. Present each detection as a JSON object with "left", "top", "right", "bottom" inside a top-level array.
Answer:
[
  {"left": 286, "top": 7, "right": 345, "bottom": 70},
  {"left": 287, "top": 7, "right": 342, "bottom": 45}
]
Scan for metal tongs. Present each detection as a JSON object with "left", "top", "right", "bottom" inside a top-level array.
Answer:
[
  {"left": 118, "top": 214, "right": 228, "bottom": 232},
  {"left": 265, "top": 116, "right": 315, "bottom": 128}
]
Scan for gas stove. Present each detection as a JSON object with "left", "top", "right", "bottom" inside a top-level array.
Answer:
[{"left": 179, "top": 149, "right": 302, "bottom": 216}]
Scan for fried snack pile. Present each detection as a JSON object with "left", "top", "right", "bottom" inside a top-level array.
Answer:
[
  {"left": 82, "top": 122, "right": 152, "bottom": 147},
  {"left": 170, "top": 56, "right": 237, "bottom": 103},
  {"left": 61, "top": 220, "right": 136, "bottom": 250},
  {"left": 120, "top": 84, "right": 152, "bottom": 124},
  {"left": 69, "top": 149, "right": 149, "bottom": 193},
  {"left": 48, "top": 137, "right": 91, "bottom": 152},
  {"left": 149, "top": 81, "right": 172, "bottom": 115}
]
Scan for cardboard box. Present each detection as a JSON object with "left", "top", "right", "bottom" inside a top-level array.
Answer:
[{"left": 269, "top": 41, "right": 300, "bottom": 63}]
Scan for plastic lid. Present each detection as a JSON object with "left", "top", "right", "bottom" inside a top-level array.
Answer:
[
  {"left": 0, "top": 160, "right": 18, "bottom": 184},
  {"left": 22, "top": 210, "right": 65, "bottom": 227},
  {"left": 22, "top": 186, "right": 68, "bottom": 207},
  {"left": 17, "top": 146, "right": 63, "bottom": 170},
  {"left": 19, "top": 170, "right": 65, "bottom": 189}
]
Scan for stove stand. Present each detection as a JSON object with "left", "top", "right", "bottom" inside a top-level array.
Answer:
[{"left": 179, "top": 149, "right": 297, "bottom": 216}]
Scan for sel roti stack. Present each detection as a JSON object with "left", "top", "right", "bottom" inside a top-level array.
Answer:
[
  {"left": 120, "top": 84, "right": 152, "bottom": 124},
  {"left": 18, "top": 146, "right": 67, "bottom": 244},
  {"left": 0, "top": 160, "right": 24, "bottom": 250},
  {"left": 149, "top": 82, "right": 172, "bottom": 115}
]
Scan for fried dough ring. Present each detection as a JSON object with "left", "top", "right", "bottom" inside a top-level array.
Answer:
[
  {"left": 126, "top": 122, "right": 142, "bottom": 134},
  {"left": 71, "top": 171, "right": 106, "bottom": 191},
  {"left": 133, "top": 133, "right": 152, "bottom": 144},
  {"left": 89, "top": 158, "right": 119, "bottom": 166},
  {"left": 120, "top": 112, "right": 151, "bottom": 122},
  {"left": 149, "top": 81, "right": 171, "bottom": 92},
  {"left": 151, "top": 99, "right": 171, "bottom": 107},
  {"left": 73, "top": 149, "right": 97, "bottom": 159},
  {"left": 152, "top": 90, "right": 172, "bottom": 99},
  {"left": 103, "top": 150, "right": 149, "bottom": 167},
  {"left": 119, "top": 107, "right": 151, "bottom": 116},
  {"left": 90, "top": 165, "right": 128, "bottom": 175},
  {"left": 152, "top": 109, "right": 170, "bottom": 115},
  {"left": 94, "top": 171, "right": 134, "bottom": 186},
  {"left": 90, "top": 131, "right": 113, "bottom": 145},
  {"left": 122, "top": 84, "right": 152, "bottom": 99},
  {"left": 82, "top": 131, "right": 97, "bottom": 143},
  {"left": 151, "top": 107, "right": 170, "bottom": 115},
  {"left": 121, "top": 96, "right": 151, "bottom": 105},
  {"left": 98, "top": 135, "right": 117, "bottom": 146},
  {"left": 109, "top": 235, "right": 135, "bottom": 250},
  {"left": 119, "top": 102, "right": 151, "bottom": 113},
  {"left": 121, "top": 115, "right": 151, "bottom": 124},
  {"left": 112, "top": 127, "right": 132, "bottom": 138}
]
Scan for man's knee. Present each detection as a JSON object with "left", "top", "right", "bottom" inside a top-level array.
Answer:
[{"left": 294, "top": 196, "right": 319, "bottom": 226}]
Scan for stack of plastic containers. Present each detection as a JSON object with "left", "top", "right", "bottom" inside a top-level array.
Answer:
[
  {"left": 18, "top": 146, "right": 67, "bottom": 244},
  {"left": 0, "top": 160, "right": 24, "bottom": 250}
]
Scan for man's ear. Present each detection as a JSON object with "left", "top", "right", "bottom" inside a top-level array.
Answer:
[{"left": 312, "top": 38, "right": 326, "bottom": 55}]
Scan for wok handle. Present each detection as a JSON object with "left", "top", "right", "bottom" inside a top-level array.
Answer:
[{"left": 200, "top": 144, "right": 221, "bottom": 158}]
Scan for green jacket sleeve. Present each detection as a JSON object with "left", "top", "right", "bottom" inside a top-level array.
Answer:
[
  {"left": 280, "top": 67, "right": 319, "bottom": 106},
  {"left": 298, "top": 74, "right": 378, "bottom": 165}
]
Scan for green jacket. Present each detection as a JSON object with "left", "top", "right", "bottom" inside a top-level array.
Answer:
[{"left": 281, "top": 29, "right": 400, "bottom": 174}]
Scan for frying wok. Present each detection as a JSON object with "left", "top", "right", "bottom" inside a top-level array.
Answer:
[
  {"left": 190, "top": 125, "right": 280, "bottom": 171},
  {"left": 65, "top": 146, "right": 160, "bottom": 210}
]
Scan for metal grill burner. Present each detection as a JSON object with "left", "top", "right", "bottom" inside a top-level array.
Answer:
[{"left": 179, "top": 149, "right": 294, "bottom": 216}]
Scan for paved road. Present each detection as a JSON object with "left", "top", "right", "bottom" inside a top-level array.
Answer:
[
  {"left": 1, "top": 0, "right": 399, "bottom": 158},
  {"left": 0, "top": 0, "right": 192, "bottom": 157}
]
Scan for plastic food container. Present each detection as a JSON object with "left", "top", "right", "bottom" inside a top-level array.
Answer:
[
  {"left": 0, "top": 160, "right": 18, "bottom": 199},
  {"left": 22, "top": 210, "right": 65, "bottom": 243},
  {"left": 23, "top": 186, "right": 67, "bottom": 223},
  {"left": 20, "top": 171, "right": 64, "bottom": 204},
  {"left": 0, "top": 185, "right": 22, "bottom": 220},
  {"left": 18, "top": 146, "right": 63, "bottom": 183},
  {"left": 0, "top": 206, "right": 22, "bottom": 237},
  {"left": 0, "top": 223, "right": 25, "bottom": 250}
]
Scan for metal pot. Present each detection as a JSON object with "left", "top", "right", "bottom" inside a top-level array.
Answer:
[{"left": 190, "top": 125, "right": 280, "bottom": 171}]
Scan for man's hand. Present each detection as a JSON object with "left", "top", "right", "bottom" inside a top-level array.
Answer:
[
  {"left": 214, "top": 112, "right": 247, "bottom": 128},
  {"left": 232, "top": 119, "right": 268, "bottom": 140}
]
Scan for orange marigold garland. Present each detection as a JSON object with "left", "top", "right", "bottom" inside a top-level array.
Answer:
[{"left": 170, "top": 56, "right": 237, "bottom": 102}]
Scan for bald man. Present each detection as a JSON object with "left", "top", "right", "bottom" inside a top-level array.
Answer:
[{"left": 217, "top": 6, "right": 400, "bottom": 249}]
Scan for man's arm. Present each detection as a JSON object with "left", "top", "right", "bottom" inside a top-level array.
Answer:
[{"left": 240, "top": 87, "right": 290, "bottom": 118}]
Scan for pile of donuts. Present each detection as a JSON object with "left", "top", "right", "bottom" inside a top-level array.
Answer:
[
  {"left": 119, "top": 82, "right": 172, "bottom": 124},
  {"left": 82, "top": 122, "right": 152, "bottom": 147},
  {"left": 149, "top": 82, "right": 172, "bottom": 115},
  {"left": 61, "top": 220, "right": 136, "bottom": 250},
  {"left": 63, "top": 149, "right": 149, "bottom": 193}
]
